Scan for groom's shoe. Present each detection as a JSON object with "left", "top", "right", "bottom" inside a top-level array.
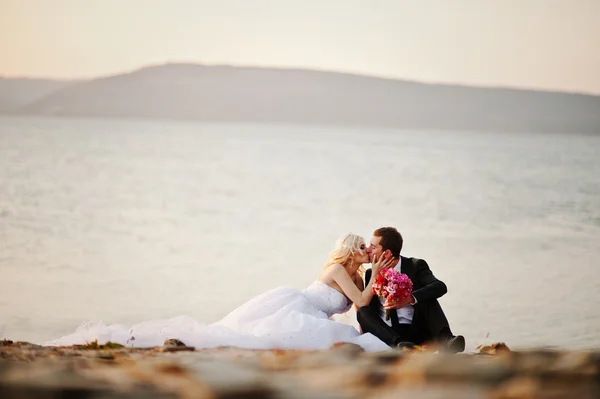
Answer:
[{"left": 444, "top": 335, "right": 466, "bottom": 354}]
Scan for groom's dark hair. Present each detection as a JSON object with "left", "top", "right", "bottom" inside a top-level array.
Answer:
[{"left": 373, "top": 227, "right": 403, "bottom": 258}]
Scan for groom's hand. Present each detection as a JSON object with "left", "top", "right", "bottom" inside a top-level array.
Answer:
[{"left": 384, "top": 295, "right": 414, "bottom": 310}]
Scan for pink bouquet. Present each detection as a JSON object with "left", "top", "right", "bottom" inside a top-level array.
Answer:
[{"left": 372, "top": 268, "right": 413, "bottom": 320}]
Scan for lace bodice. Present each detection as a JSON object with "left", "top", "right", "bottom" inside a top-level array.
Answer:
[{"left": 302, "top": 281, "right": 352, "bottom": 317}]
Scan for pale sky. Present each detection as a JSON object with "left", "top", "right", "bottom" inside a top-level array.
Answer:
[{"left": 1, "top": 0, "right": 599, "bottom": 93}]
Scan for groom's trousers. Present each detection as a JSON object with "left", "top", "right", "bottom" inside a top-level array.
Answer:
[{"left": 357, "top": 299, "right": 452, "bottom": 346}]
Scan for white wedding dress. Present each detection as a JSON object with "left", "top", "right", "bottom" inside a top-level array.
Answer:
[{"left": 43, "top": 281, "right": 390, "bottom": 352}]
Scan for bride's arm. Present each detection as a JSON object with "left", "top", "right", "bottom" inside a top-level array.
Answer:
[
  {"left": 328, "top": 257, "right": 390, "bottom": 307},
  {"left": 329, "top": 265, "right": 377, "bottom": 307},
  {"left": 352, "top": 277, "right": 365, "bottom": 313}
]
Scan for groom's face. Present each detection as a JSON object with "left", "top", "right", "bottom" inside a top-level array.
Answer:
[{"left": 367, "top": 236, "right": 391, "bottom": 263}]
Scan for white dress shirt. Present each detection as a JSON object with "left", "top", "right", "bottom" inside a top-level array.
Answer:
[{"left": 378, "top": 260, "right": 414, "bottom": 326}]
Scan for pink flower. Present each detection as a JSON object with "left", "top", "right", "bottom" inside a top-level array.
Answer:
[{"left": 371, "top": 268, "right": 413, "bottom": 320}]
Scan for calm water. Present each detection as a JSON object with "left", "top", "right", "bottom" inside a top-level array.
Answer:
[{"left": 1, "top": 116, "right": 599, "bottom": 351}]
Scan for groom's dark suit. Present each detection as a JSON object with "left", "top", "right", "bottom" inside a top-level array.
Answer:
[{"left": 357, "top": 256, "right": 452, "bottom": 346}]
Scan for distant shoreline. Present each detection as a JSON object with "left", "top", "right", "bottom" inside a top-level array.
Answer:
[{"left": 1, "top": 113, "right": 599, "bottom": 137}]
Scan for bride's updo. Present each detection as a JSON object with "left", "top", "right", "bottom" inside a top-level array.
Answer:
[{"left": 325, "top": 233, "right": 366, "bottom": 271}]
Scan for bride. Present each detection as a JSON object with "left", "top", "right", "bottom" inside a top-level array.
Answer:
[{"left": 44, "top": 234, "right": 393, "bottom": 351}]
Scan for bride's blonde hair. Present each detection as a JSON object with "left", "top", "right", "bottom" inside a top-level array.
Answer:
[{"left": 324, "top": 233, "right": 367, "bottom": 278}]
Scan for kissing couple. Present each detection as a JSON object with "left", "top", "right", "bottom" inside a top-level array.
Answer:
[{"left": 45, "top": 227, "right": 465, "bottom": 353}]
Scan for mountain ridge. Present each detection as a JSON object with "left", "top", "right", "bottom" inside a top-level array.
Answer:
[
  {"left": 5, "top": 63, "right": 600, "bottom": 133},
  {"left": 0, "top": 77, "right": 76, "bottom": 113}
]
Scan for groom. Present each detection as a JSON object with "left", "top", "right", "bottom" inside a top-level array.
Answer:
[{"left": 358, "top": 227, "right": 465, "bottom": 353}]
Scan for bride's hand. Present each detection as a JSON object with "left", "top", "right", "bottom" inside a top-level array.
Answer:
[{"left": 371, "top": 254, "right": 394, "bottom": 276}]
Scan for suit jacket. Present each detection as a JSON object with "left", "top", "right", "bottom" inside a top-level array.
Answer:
[{"left": 364, "top": 256, "right": 447, "bottom": 313}]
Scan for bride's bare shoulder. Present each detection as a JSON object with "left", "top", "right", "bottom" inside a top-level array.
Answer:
[
  {"left": 319, "top": 263, "right": 346, "bottom": 279},
  {"left": 324, "top": 263, "right": 346, "bottom": 274}
]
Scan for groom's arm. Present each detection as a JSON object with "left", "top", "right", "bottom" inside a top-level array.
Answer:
[{"left": 411, "top": 259, "right": 448, "bottom": 303}]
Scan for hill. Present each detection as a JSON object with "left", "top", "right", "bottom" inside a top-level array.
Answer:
[
  {"left": 11, "top": 64, "right": 600, "bottom": 132},
  {"left": 0, "top": 78, "right": 75, "bottom": 113}
]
